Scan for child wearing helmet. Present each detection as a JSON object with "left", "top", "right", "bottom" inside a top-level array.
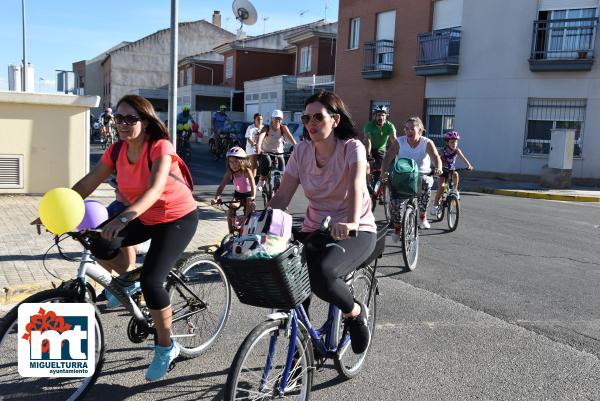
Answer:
[
  {"left": 213, "top": 146, "right": 256, "bottom": 233},
  {"left": 431, "top": 130, "right": 474, "bottom": 215}
]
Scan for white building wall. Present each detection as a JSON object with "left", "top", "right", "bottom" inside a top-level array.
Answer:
[{"left": 425, "top": 0, "right": 600, "bottom": 179}]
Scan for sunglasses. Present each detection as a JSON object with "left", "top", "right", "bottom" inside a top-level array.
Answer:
[
  {"left": 300, "top": 112, "right": 335, "bottom": 125},
  {"left": 114, "top": 114, "right": 141, "bottom": 125}
]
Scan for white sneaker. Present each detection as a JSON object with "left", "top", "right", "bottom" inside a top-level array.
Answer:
[
  {"left": 430, "top": 206, "right": 439, "bottom": 216},
  {"left": 257, "top": 180, "right": 264, "bottom": 192},
  {"left": 419, "top": 216, "right": 430, "bottom": 230}
]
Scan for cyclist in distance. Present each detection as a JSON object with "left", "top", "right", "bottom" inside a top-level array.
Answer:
[
  {"left": 363, "top": 105, "right": 396, "bottom": 170},
  {"left": 431, "top": 130, "right": 474, "bottom": 216},
  {"left": 213, "top": 146, "right": 256, "bottom": 233},
  {"left": 268, "top": 90, "right": 376, "bottom": 354},
  {"left": 70, "top": 95, "right": 199, "bottom": 382},
  {"left": 176, "top": 106, "right": 195, "bottom": 145},
  {"left": 99, "top": 107, "right": 115, "bottom": 143},
  {"left": 244, "top": 112, "right": 263, "bottom": 178},
  {"left": 212, "top": 104, "right": 231, "bottom": 158},
  {"left": 256, "top": 109, "right": 297, "bottom": 191},
  {"left": 381, "top": 116, "right": 443, "bottom": 238}
]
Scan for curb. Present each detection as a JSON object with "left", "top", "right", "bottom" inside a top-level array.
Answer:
[
  {"left": 468, "top": 188, "right": 600, "bottom": 202},
  {"left": 2, "top": 281, "right": 58, "bottom": 305}
]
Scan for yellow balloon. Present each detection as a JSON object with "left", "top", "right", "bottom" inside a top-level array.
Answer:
[{"left": 39, "top": 188, "right": 85, "bottom": 235}]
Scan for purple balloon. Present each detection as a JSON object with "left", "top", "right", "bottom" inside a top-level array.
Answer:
[{"left": 77, "top": 200, "right": 109, "bottom": 231}]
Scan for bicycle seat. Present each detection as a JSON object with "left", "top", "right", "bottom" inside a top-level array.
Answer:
[{"left": 359, "top": 222, "right": 389, "bottom": 268}]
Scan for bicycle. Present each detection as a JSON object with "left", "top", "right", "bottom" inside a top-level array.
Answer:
[
  {"left": 211, "top": 198, "right": 252, "bottom": 244},
  {"left": 387, "top": 171, "right": 435, "bottom": 271},
  {"left": 259, "top": 151, "right": 288, "bottom": 208},
  {"left": 366, "top": 158, "right": 390, "bottom": 222},
  {"left": 177, "top": 129, "right": 192, "bottom": 165},
  {"left": 218, "top": 218, "right": 386, "bottom": 400},
  {"left": 432, "top": 167, "right": 469, "bottom": 232},
  {"left": 0, "top": 228, "right": 231, "bottom": 400},
  {"left": 209, "top": 129, "right": 240, "bottom": 160}
]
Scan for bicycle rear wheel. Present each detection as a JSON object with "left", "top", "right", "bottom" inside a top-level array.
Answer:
[
  {"left": 168, "top": 253, "right": 231, "bottom": 358},
  {"left": 401, "top": 203, "right": 419, "bottom": 270},
  {"left": 224, "top": 318, "right": 313, "bottom": 401},
  {"left": 446, "top": 195, "right": 460, "bottom": 232},
  {"left": 381, "top": 184, "right": 391, "bottom": 223},
  {"left": 0, "top": 288, "right": 105, "bottom": 401},
  {"left": 334, "top": 267, "right": 377, "bottom": 379}
]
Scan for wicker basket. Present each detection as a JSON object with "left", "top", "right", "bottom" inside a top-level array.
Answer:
[{"left": 214, "top": 241, "right": 311, "bottom": 309}]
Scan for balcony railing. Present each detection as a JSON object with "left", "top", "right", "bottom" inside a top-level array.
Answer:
[
  {"left": 414, "top": 29, "right": 461, "bottom": 76},
  {"left": 529, "top": 17, "right": 598, "bottom": 71},
  {"left": 362, "top": 40, "right": 394, "bottom": 79}
]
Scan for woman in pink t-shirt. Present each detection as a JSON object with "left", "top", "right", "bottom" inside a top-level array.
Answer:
[
  {"left": 269, "top": 90, "right": 376, "bottom": 355},
  {"left": 70, "top": 95, "right": 197, "bottom": 382}
]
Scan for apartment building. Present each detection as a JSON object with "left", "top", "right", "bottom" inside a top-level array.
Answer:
[
  {"left": 420, "top": 0, "right": 599, "bottom": 180},
  {"left": 335, "top": 0, "right": 433, "bottom": 134}
]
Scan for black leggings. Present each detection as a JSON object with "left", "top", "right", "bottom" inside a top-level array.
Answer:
[
  {"left": 298, "top": 231, "right": 376, "bottom": 314},
  {"left": 119, "top": 210, "right": 198, "bottom": 309},
  {"left": 258, "top": 154, "right": 285, "bottom": 177}
]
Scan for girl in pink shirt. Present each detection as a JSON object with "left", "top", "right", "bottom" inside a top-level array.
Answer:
[
  {"left": 213, "top": 146, "right": 256, "bottom": 233},
  {"left": 269, "top": 90, "right": 375, "bottom": 355}
]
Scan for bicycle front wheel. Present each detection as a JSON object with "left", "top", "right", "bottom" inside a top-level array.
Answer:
[
  {"left": 402, "top": 203, "right": 420, "bottom": 271},
  {"left": 225, "top": 319, "right": 314, "bottom": 401},
  {"left": 446, "top": 195, "right": 460, "bottom": 232},
  {"left": 168, "top": 253, "right": 231, "bottom": 358},
  {"left": 334, "top": 267, "right": 377, "bottom": 379},
  {"left": 0, "top": 288, "right": 105, "bottom": 401}
]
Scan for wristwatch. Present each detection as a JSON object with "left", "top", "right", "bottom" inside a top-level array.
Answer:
[{"left": 119, "top": 215, "right": 129, "bottom": 224}]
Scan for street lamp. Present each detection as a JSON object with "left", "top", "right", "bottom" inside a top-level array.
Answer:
[{"left": 37, "top": 77, "right": 44, "bottom": 92}]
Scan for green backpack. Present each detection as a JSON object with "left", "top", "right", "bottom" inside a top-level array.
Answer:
[{"left": 390, "top": 157, "right": 419, "bottom": 197}]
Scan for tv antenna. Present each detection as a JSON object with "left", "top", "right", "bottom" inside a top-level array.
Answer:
[{"left": 232, "top": 0, "right": 257, "bottom": 40}]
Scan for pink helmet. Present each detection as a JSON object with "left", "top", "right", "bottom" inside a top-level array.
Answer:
[
  {"left": 444, "top": 131, "right": 460, "bottom": 141},
  {"left": 104, "top": 107, "right": 112, "bottom": 114},
  {"left": 226, "top": 146, "right": 247, "bottom": 159}
]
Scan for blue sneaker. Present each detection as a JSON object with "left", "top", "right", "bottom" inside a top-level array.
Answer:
[
  {"left": 105, "top": 281, "right": 140, "bottom": 309},
  {"left": 146, "top": 341, "right": 180, "bottom": 382}
]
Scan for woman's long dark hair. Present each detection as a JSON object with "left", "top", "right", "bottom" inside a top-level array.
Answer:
[
  {"left": 116, "top": 95, "right": 170, "bottom": 142},
  {"left": 303, "top": 90, "right": 358, "bottom": 140}
]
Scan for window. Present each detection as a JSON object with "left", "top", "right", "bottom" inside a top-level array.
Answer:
[
  {"left": 425, "top": 98, "right": 455, "bottom": 147},
  {"left": 535, "top": 8, "right": 597, "bottom": 59},
  {"left": 225, "top": 56, "right": 233, "bottom": 79},
  {"left": 187, "top": 67, "right": 193, "bottom": 85},
  {"left": 349, "top": 17, "right": 360, "bottom": 49},
  {"left": 524, "top": 98, "right": 586, "bottom": 157},
  {"left": 300, "top": 46, "right": 312, "bottom": 73}
]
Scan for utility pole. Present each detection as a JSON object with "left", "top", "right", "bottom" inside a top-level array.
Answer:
[
  {"left": 169, "top": 0, "right": 178, "bottom": 149},
  {"left": 21, "top": 0, "right": 28, "bottom": 92}
]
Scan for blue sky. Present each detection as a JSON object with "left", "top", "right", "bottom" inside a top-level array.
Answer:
[{"left": 1, "top": 0, "right": 338, "bottom": 92}]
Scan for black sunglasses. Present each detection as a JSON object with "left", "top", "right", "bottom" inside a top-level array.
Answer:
[
  {"left": 300, "top": 112, "right": 335, "bottom": 125},
  {"left": 114, "top": 114, "right": 141, "bottom": 125}
]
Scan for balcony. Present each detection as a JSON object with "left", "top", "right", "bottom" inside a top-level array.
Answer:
[
  {"left": 529, "top": 17, "right": 598, "bottom": 71},
  {"left": 362, "top": 40, "right": 394, "bottom": 79},
  {"left": 414, "top": 29, "right": 461, "bottom": 76}
]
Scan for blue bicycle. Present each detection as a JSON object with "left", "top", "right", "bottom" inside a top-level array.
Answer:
[{"left": 219, "top": 219, "right": 386, "bottom": 400}]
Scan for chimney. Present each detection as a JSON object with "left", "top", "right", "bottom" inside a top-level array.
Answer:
[{"left": 212, "top": 11, "right": 221, "bottom": 27}]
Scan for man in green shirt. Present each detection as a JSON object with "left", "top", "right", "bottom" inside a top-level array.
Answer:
[{"left": 363, "top": 105, "right": 396, "bottom": 169}]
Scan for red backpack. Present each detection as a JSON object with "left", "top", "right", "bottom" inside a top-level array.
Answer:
[{"left": 110, "top": 140, "right": 194, "bottom": 191}]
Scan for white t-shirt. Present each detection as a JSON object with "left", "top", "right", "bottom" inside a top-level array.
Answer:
[
  {"left": 396, "top": 135, "right": 432, "bottom": 174},
  {"left": 245, "top": 124, "right": 261, "bottom": 155}
]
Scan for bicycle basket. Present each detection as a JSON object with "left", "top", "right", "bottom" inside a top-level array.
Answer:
[
  {"left": 390, "top": 157, "right": 420, "bottom": 197},
  {"left": 215, "top": 241, "right": 310, "bottom": 309}
]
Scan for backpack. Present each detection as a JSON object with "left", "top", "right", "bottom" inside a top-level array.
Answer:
[
  {"left": 110, "top": 140, "right": 194, "bottom": 192},
  {"left": 390, "top": 157, "right": 420, "bottom": 197}
]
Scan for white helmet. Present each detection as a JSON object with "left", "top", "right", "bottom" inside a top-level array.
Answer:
[{"left": 271, "top": 109, "right": 283, "bottom": 119}]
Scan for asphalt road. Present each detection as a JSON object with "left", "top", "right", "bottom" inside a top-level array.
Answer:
[{"left": 10, "top": 142, "right": 600, "bottom": 400}]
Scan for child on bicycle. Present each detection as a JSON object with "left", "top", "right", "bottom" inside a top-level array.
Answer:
[
  {"left": 213, "top": 147, "right": 256, "bottom": 233},
  {"left": 431, "top": 130, "right": 473, "bottom": 216}
]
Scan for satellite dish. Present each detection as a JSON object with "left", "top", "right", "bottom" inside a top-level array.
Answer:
[{"left": 232, "top": 0, "right": 257, "bottom": 26}]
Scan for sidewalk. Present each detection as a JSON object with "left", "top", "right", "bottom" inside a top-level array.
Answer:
[
  {"left": 460, "top": 175, "right": 600, "bottom": 202},
  {"left": 0, "top": 184, "right": 228, "bottom": 305}
]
